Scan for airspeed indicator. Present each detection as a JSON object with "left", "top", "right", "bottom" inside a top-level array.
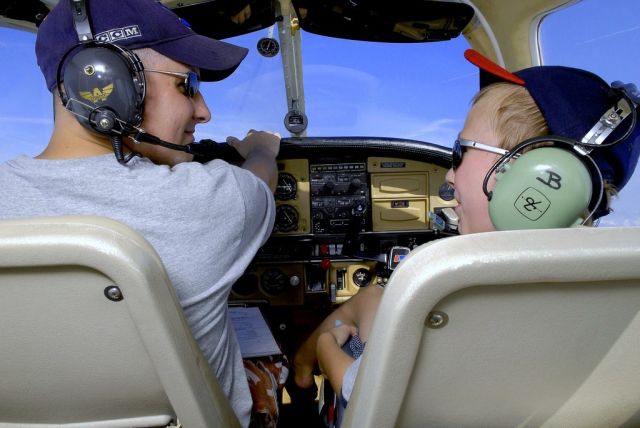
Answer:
[{"left": 275, "top": 172, "right": 297, "bottom": 200}]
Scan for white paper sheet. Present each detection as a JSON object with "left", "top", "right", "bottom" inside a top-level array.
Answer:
[{"left": 229, "top": 306, "right": 281, "bottom": 358}]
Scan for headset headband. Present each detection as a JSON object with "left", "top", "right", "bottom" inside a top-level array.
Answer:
[{"left": 70, "top": 0, "right": 93, "bottom": 42}]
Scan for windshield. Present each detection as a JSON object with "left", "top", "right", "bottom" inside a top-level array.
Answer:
[
  {"left": 0, "top": 21, "right": 475, "bottom": 155},
  {"left": 206, "top": 31, "right": 475, "bottom": 143},
  {"left": 0, "top": 0, "right": 637, "bottom": 226}
]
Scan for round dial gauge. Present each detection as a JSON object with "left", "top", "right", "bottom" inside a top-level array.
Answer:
[
  {"left": 261, "top": 268, "right": 288, "bottom": 295},
  {"left": 275, "top": 172, "right": 297, "bottom": 200},
  {"left": 352, "top": 268, "right": 373, "bottom": 287},
  {"left": 275, "top": 204, "right": 299, "bottom": 233},
  {"left": 257, "top": 37, "right": 280, "bottom": 57}
]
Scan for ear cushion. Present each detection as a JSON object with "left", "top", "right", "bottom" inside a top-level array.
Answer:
[
  {"left": 489, "top": 147, "right": 593, "bottom": 230},
  {"left": 58, "top": 44, "right": 145, "bottom": 134}
]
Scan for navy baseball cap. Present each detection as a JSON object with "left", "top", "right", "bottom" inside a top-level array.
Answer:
[
  {"left": 36, "top": 0, "right": 249, "bottom": 91},
  {"left": 464, "top": 49, "right": 640, "bottom": 193}
]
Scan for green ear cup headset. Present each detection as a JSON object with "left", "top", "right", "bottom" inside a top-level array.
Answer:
[
  {"left": 482, "top": 88, "right": 638, "bottom": 230},
  {"left": 484, "top": 137, "right": 603, "bottom": 230}
]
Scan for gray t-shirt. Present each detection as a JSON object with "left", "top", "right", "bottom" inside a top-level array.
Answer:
[{"left": 0, "top": 154, "right": 276, "bottom": 427}]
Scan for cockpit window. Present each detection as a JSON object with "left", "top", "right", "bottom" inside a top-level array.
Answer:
[
  {"left": 298, "top": 34, "right": 475, "bottom": 142},
  {"left": 0, "top": 0, "right": 637, "bottom": 226},
  {"left": 0, "top": 21, "right": 475, "bottom": 156},
  {"left": 540, "top": 0, "right": 640, "bottom": 226},
  {"left": 0, "top": 29, "right": 51, "bottom": 160},
  {"left": 202, "top": 28, "right": 475, "bottom": 146}
]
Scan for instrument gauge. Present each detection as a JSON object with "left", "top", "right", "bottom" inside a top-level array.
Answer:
[
  {"left": 261, "top": 268, "right": 288, "bottom": 295},
  {"left": 275, "top": 172, "right": 297, "bottom": 200},
  {"left": 352, "top": 268, "right": 373, "bottom": 287},
  {"left": 275, "top": 204, "right": 299, "bottom": 233},
  {"left": 257, "top": 37, "right": 280, "bottom": 58}
]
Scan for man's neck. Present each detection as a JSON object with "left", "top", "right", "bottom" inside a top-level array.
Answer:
[{"left": 37, "top": 119, "right": 115, "bottom": 160}]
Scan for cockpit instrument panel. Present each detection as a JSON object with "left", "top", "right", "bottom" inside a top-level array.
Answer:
[
  {"left": 229, "top": 138, "right": 456, "bottom": 307},
  {"left": 310, "top": 162, "right": 370, "bottom": 234}
]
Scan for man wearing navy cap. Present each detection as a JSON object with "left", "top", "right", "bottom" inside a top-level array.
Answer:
[{"left": 0, "top": 0, "right": 280, "bottom": 425}]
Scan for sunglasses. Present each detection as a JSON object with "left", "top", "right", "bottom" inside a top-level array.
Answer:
[
  {"left": 145, "top": 69, "right": 200, "bottom": 98},
  {"left": 452, "top": 137, "right": 510, "bottom": 170}
]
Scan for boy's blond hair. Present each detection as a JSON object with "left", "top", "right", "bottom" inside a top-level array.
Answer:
[{"left": 472, "top": 83, "right": 549, "bottom": 151}]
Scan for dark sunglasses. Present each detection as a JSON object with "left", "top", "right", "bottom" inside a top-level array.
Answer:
[
  {"left": 452, "top": 137, "right": 510, "bottom": 170},
  {"left": 145, "top": 69, "right": 201, "bottom": 98}
]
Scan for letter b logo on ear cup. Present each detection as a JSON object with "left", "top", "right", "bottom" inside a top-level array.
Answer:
[{"left": 489, "top": 147, "right": 593, "bottom": 230}]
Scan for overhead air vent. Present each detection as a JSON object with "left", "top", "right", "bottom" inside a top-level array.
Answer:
[
  {"left": 0, "top": 0, "right": 50, "bottom": 28},
  {"left": 291, "top": 0, "right": 475, "bottom": 43}
]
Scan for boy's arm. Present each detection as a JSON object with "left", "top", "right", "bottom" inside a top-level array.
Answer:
[
  {"left": 292, "top": 284, "right": 382, "bottom": 388},
  {"left": 292, "top": 300, "right": 357, "bottom": 388},
  {"left": 316, "top": 325, "right": 357, "bottom": 394}
]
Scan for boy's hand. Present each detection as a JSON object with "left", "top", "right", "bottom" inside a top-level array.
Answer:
[{"left": 328, "top": 323, "right": 358, "bottom": 347}]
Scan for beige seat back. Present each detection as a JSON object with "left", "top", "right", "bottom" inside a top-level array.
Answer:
[
  {"left": 0, "top": 216, "right": 239, "bottom": 428},
  {"left": 344, "top": 227, "right": 640, "bottom": 428}
]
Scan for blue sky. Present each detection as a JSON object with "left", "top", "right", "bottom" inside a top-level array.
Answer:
[{"left": 0, "top": 0, "right": 638, "bottom": 226}]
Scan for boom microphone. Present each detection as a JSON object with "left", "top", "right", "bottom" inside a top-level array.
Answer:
[
  {"left": 131, "top": 132, "right": 227, "bottom": 163},
  {"left": 133, "top": 130, "right": 204, "bottom": 153}
]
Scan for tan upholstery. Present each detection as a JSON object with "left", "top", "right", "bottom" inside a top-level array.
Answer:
[
  {"left": 344, "top": 227, "right": 640, "bottom": 428},
  {"left": 0, "top": 216, "right": 240, "bottom": 428}
]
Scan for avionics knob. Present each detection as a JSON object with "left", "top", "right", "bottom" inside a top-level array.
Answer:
[
  {"left": 324, "top": 181, "right": 335, "bottom": 191},
  {"left": 289, "top": 275, "right": 301, "bottom": 287},
  {"left": 353, "top": 203, "right": 366, "bottom": 215},
  {"left": 350, "top": 178, "right": 362, "bottom": 188}
]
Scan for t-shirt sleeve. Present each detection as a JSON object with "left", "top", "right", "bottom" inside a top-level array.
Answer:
[
  {"left": 229, "top": 165, "right": 276, "bottom": 247},
  {"left": 340, "top": 355, "right": 363, "bottom": 403}
]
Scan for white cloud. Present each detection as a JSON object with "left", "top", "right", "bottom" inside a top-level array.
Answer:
[
  {"left": 440, "top": 72, "right": 478, "bottom": 84},
  {"left": 599, "top": 216, "right": 640, "bottom": 227},
  {"left": 0, "top": 116, "right": 52, "bottom": 125},
  {"left": 579, "top": 25, "right": 640, "bottom": 45},
  {"left": 306, "top": 64, "right": 380, "bottom": 87},
  {"left": 0, "top": 115, "right": 52, "bottom": 162}
]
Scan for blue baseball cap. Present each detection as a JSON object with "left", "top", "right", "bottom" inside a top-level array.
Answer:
[
  {"left": 36, "top": 0, "right": 249, "bottom": 91},
  {"left": 464, "top": 49, "right": 640, "bottom": 194}
]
